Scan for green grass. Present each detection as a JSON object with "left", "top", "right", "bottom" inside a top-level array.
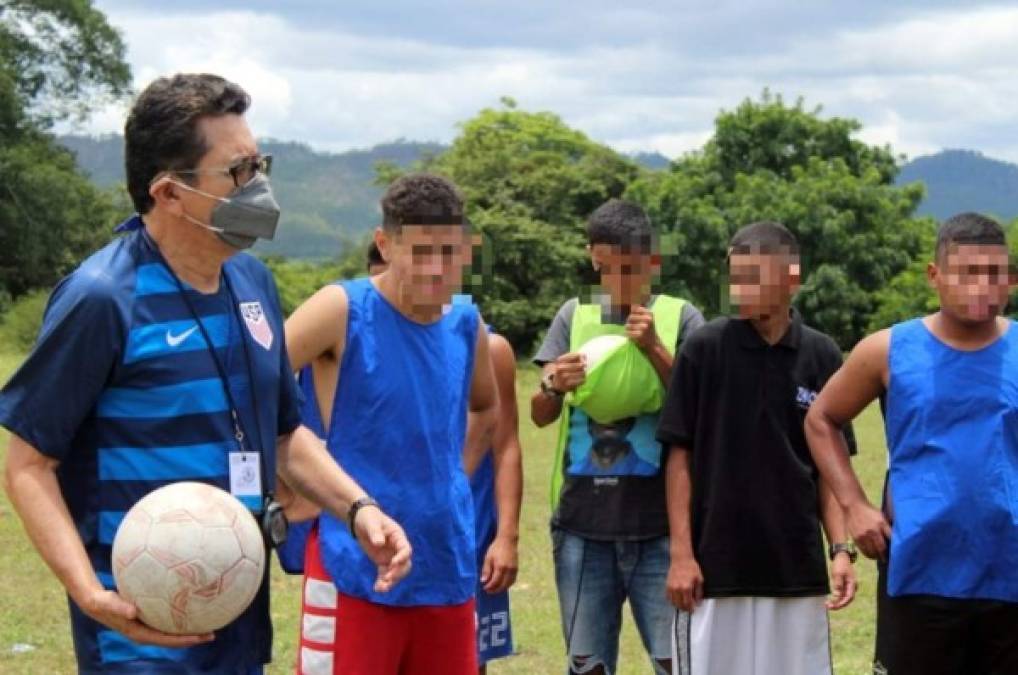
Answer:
[{"left": 0, "top": 357, "right": 887, "bottom": 674}]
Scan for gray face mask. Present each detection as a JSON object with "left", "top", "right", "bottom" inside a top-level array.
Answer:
[{"left": 174, "top": 174, "right": 281, "bottom": 250}]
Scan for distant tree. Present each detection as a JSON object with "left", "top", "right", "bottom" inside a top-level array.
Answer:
[
  {"left": 380, "top": 101, "right": 643, "bottom": 351},
  {"left": 0, "top": 0, "right": 130, "bottom": 125},
  {"left": 0, "top": 288, "right": 49, "bottom": 353},
  {"left": 262, "top": 237, "right": 371, "bottom": 316},
  {"left": 0, "top": 137, "right": 128, "bottom": 298},
  {"left": 627, "top": 91, "right": 931, "bottom": 348},
  {"left": 0, "top": 0, "right": 131, "bottom": 301}
]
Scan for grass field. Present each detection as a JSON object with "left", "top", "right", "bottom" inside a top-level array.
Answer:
[{"left": 0, "top": 355, "right": 888, "bottom": 674}]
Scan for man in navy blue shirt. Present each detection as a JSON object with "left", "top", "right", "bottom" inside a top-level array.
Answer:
[{"left": 0, "top": 73, "right": 411, "bottom": 674}]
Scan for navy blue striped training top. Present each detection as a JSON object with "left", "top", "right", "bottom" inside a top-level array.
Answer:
[{"left": 0, "top": 215, "right": 302, "bottom": 673}]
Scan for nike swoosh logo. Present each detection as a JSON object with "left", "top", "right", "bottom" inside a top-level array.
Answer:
[{"left": 165, "top": 325, "right": 199, "bottom": 348}]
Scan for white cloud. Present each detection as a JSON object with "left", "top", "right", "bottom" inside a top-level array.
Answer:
[
  {"left": 67, "top": 1, "right": 1018, "bottom": 164},
  {"left": 834, "top": 5, "right": 1018, "bottom": 74}
]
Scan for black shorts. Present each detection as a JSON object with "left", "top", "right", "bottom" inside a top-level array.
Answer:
[{"left": 875, "top": 563, "right": 1018, "bottom": 675}]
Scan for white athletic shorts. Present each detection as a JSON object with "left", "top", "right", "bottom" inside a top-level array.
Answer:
[{"left": 671, "top": 596, "right": 832, "bottom": 675}]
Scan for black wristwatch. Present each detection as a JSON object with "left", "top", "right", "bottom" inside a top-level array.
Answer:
[
  {"left": 348, "top": 496, "right": 381, "bottom": 535},
  {"left": 540, "top": 371, "right": 564, "bottom": 399},
  {"left": 829, "top": 542, "right": 858, "bottom": 563},
  {"left": 261, "top": 497, "right": 289, "bottom": 549}
]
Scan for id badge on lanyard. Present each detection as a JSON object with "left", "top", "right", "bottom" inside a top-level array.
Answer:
[
  {"left": 156, "top": 251, "right": 279, "bottom": 528},
  {"left": 229, "top": 451, "right": 263, "bottom": 512}
]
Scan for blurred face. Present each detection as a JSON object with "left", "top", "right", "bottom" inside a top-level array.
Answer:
[
  {"left": 375, "top": 224, "right": 477, "bottom": 308},
  {"left": 930, "top": 244, "right": 1012, "bottom": 324},
  {"left": 589, "top": 243, "right": 659, "bottom": 307},
  {"left": 728, "top": 250, "right": 800, "bottom": 320}
]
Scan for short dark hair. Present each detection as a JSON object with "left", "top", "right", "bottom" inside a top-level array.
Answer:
[
  {"left": 381, "top": 173, "right": 464, "bottom": 231},
  {"left": 936, "top": 212, "right": 1006, "bottom": 260},
  {"left": 366, "top": 241, "right": 384, "bottom": 270},
  {"left": 729, "top": 221, "right": 799, "bottom": 256},
  {"left": 125, "top": 73, "right": 251, "bottom": 213},
  {"left": 586, "top": 199, "right": 655, "bottom": 252}
]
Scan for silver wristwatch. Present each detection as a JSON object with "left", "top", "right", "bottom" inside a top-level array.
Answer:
[{"left": 540, "top": 371, "right": 564, "bottom": 399}]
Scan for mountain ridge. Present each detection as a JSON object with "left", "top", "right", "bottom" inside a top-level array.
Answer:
[{"left": 57, "top": 135, "right": 1018, "bottom": 257}]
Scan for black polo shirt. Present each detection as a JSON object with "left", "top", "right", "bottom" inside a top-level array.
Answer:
[{"left": 656, "top": 310, "right": 856, "bottom": 598}]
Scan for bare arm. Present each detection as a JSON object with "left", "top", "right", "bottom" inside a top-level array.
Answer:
[
  {"left": 664, "top": 447, "right": 703, "bottom": 612},
  {"left": 284, "top": 284, "right": 348, "bottom": 373},
  {"left": 480, "top": 334, "right": 523, "bottom": 594},
  {"left": 277, "top": 285, "right": 349, "bottom": 520},
  {"left": 276, "top": 426, "right": 412, "bottom": 592},
  {"left": 464, "top": 323, "right": 499, "bottom": 476},
  {"left": 819, "top": 478, "right": 856, "bottom": 610},
  {"left": 274, "top": 464, "right": 322, "bottom": 523},
  {"left": 642, "top": 341, "right": 674, "bottom": 385},
  {"left": 530, "top": 363, "right": 564, "bottom": 427},
  {"left": 666, "top": 448, "right": 694, "bottom": 560},
  {"left": 818, "top": 477, "right": 850, "bottom": 551},
  {"left": 4, "top": 435, "right": 212, "bottom": 646},
  {"left": 275, "top": 427, "right": 367, "bottom": 520},
  {"left": 805, "top": 329, "right": 892, "bottom": 560},
  {"left": 530, "top": 354, "right": 586, "bottom": 427}
]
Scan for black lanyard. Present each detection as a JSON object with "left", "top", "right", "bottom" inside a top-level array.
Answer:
[{"left": 149, "top": 246, "right": 272, "bottom": 502}]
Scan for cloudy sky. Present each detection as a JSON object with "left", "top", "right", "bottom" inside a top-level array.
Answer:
[{"left": 74, "top": 1, "right": 1018, "bottom": 162}]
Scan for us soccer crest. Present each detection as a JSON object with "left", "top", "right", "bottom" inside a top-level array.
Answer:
[{"left": 239, "top": 301, "right": 273, "bottom": 350}]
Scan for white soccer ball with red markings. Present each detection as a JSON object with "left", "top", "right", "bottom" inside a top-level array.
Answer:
[
  {"left": 578, "top": 334, "right": 627, "bottom": 372},
  {"left": 111, "top": 482, "right": 265, "bottom": 635}
]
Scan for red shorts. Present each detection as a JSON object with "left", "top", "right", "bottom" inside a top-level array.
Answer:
[{"left": 297, "top": 523, "right": 477, "bottom": 675}]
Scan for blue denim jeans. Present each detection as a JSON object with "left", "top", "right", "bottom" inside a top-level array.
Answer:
[{"left": 552, "top": 528, "right": 675, "bottom": 675}]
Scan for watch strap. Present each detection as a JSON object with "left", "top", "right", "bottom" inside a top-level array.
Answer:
[
  {"left": 348, "top": 496, "right": 381, "bottom": 535},
  {"left": 540, "top": 371, "right": 564, "bottom": 398},
  {"left": 829, "top": 542, "right": 858, "bottom": 563}
]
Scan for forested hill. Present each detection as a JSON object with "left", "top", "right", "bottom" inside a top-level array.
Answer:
[
  {"left": 59, "top": 135, "right": 1018, "bottom": 258},
  {"left": 897, "top": 149, "right": 1018, "bottom": 222},
  {"left": 58, "top": 135, "right": 674, "bottom": 258},
  {"left": 58, "top": 135, "right": 445, "bottom": 258}
]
